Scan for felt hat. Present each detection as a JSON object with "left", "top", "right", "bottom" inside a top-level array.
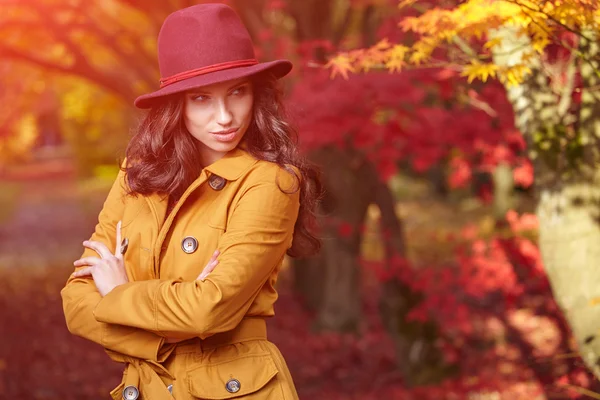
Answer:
[{"left": 134, "top": 3, "right": 292, "bottom": 109}]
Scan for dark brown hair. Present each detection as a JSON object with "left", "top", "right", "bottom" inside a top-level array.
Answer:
[{"left": 124, "top": 73, "right": 322, "bottom": 257}]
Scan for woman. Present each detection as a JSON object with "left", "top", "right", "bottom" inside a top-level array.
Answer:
[{"left": 60, "top": 4, "right": 321, "bottom": 400}]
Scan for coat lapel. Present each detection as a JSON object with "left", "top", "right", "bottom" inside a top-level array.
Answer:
[
  {"left": 142, "top": 147, "right": 258, "bottom": 277},
  {"left": 144, "top": 191, "right": 168, "bottom": 234}
]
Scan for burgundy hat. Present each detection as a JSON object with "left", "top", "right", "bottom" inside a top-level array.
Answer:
[{"left": 134, "top": 3, "right": 292, "bottom": 109}]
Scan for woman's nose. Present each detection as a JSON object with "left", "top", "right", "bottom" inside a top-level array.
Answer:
[{"left": 216, "top": 101, "right": 233, "bottom": 126}]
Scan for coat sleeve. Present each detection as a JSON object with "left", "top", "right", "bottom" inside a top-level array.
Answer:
[
  {"left": 92, "top": 167, "right": 300, "bottom": 339},
  {"left": 60, "top": 166, "right": 165, "bottom": 361}
]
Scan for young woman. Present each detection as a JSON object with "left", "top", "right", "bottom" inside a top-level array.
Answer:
[{"left": 60, "top": 4, "right": 321, "bottom": 400}]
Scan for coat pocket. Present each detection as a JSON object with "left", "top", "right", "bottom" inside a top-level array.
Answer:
[
  {"left": 207, "top": 208, "right": 227, "bottom": 231},
  {"left": 187, "top": 352, "right": 280, "bottom": 399}
]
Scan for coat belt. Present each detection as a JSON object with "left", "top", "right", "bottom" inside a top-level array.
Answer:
[{"left": 113, "top": 318, "right": 267, "bottom": 400}]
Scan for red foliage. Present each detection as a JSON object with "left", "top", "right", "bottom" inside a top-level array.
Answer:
[
  {"left": 359, "top": 210, "right": 598, "bottom": 398},
  {"left": 255, "top": 0, "right": 536, "bottom": 196},
  {"left": 287, "top": 68, "right": 532, "bottom": 198}
]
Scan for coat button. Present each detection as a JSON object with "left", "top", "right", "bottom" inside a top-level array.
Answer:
[
  {"left": 209, "top": 174, "right": 226, "bottom": 191},
  {"left": 225, "top": 379, "right": 241, "bottom": 393},
  {"left": 167, "top": 384, "right": 173, "bottom": 394},
  {"left": 122, "top": 385, "right": 139, "bottom": 400},
  {"left": 181, "top": 236, "right": 198, "bottom": 254},
  {"left": 120, "top": 237, "right": 129, "bottom": 255}
]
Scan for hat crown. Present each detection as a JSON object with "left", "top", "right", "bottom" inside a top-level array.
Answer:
[{"left": 157, "top": 4, "right": 256, "bottom": 80}]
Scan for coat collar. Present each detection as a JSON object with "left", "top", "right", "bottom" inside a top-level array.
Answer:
[
  {"left": 143, "top": 146, "right": 258, "bottom": 254},
  {"left": 204, "top": 146, "right": 258, "bottom": 181}
]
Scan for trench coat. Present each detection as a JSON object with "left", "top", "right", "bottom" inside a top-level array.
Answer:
[{"left": 61, "top": 147, "right": 301, "bottom": 400}]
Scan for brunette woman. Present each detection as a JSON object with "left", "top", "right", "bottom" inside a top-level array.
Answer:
[{"left": 61, "top": 4, "right": 320, "bottom": 399}]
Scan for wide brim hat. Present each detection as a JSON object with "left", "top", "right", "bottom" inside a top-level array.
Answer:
[{"left": 134, "top": 3, "right": 292, "bottom": 109}]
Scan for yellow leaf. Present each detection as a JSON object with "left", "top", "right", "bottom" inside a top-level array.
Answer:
[
  {"left": 359, "top": 56, "right": 379, "bottom": 73},
  {"left": 325, "top": 54, "right": 355, "bottom": 80},
  {"left": 385, "top": 44, "right": 409, "bottom": 73},
  {"left": 483, "top": 37, "right": 503, "bottom": 50},
  {"left": 531, "top": 36, "right": 550, "bottom": 53},
  {"left": 461, "top": 61, "right": 499, "bottom": 83},
  {"left": 500, "top": 64, "right": 533, "bottom": 87},
  {"left": 374, "top": 38, "right": 392, "bottom": 51}
]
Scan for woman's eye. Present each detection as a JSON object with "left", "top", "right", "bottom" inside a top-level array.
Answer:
[
  {"left": 191, "top": 94, "right": 209, "bottom": 102},
  {"left": 231, "top": 86, "right": 247, "bottom": 96}
]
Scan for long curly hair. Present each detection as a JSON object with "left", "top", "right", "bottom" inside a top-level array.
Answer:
[{"left": 124, "top": 73, "right": 322, "bottom": 257}]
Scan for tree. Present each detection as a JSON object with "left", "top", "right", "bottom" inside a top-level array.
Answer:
[{"left": 331, "top": 0, "right": 600, "bottom": 381}]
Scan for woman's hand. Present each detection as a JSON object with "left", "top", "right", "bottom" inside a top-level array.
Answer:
[
  {"left": 197, "top": 249, "right": 220, "bottom": 281},
  {"left": 71, "top": 221, "right": 129, "bottom": 297}
]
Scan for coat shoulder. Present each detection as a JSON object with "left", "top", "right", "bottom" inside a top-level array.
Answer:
[{"left": 243, "top": 160, "right": 301, "bottom": 192}]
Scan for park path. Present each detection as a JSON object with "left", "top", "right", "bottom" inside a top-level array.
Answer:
[{"left": 0, "top": 175, "right": 105, "bottom": 271}]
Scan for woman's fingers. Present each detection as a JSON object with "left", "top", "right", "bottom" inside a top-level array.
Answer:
[
  {"left": 197, "top": 250, "right": 220, "bottom": 281},
  {"left": 114, "top": 220, "right": 122, "bottom": 257},
  {"left": 84, "top": 240, "right": 113, "bottom": 260},
  {"left": 200, "top": 250, "right": 220, "bottom": 278},
  {"left": 198, "top": 260, "right": 219, "bottom": 281},
  {"left": 71, "top": 266, "right": 94, "bottom": 278},
  {"left": 74, "top": 256, "right": 103, "bottom": 267}
]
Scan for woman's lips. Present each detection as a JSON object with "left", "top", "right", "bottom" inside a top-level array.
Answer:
[{"left": 211, "top": 128, "right": 239, "bottom": 142}]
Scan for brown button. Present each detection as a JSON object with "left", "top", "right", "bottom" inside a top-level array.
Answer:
[{"left": 208, "top": 175, "right": 226, "bottom": 191}]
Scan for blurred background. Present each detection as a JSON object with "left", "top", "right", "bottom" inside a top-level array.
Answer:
[{"left": 2, "top": 0, "right": 600, "bottom": 399}]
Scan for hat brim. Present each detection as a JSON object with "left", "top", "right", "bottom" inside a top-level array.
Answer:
[{"left": 134, "top": 59, "right": 292, "bottom": 109}]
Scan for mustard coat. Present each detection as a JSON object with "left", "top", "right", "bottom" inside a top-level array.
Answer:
[{"left": 61, "top": 148, "right": 301, "bottom": 400}]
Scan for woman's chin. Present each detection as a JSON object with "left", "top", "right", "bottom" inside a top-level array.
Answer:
[
  {"left": 205, "top": 140, "right": 239, "bottom": 156},
  {"left": 214, "top": 141, "right": 238, "bottom": 152}
]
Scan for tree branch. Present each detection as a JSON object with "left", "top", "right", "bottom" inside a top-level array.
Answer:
[
  {"left": 0, "top": 45, "right": 134, "bottom": 101},
  {"left": 506, "top": 0, "right": 596, "bottom": 43},
  {"left": 71, "top": 3, "right": 157, "bottom": 87}
]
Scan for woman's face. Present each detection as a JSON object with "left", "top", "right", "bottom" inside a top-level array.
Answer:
[{"left": 184, "top": 77, "right": 254, "bottom": 166}]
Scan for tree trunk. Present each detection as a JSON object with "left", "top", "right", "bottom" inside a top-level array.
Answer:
[
  {"left": 292, "top": 146, "right": 452, "bottom": 384},
  {"left": 536, "top": 31, "right": 600, "bottom": 377},
  {"left": 374, "top": 162, "right": 453, "bottom": 385},
  {"left": 537, "top": 178, "right": 600, "bottom": 377},
  {"left": 493, "top": 162, "right": 514, "bottom": 220},
  {"left": 492, "top": 25, "right": 600, "bottom": 379},
  {"left": 294, "top": 146, "right": 369, "bottom": 332}
]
